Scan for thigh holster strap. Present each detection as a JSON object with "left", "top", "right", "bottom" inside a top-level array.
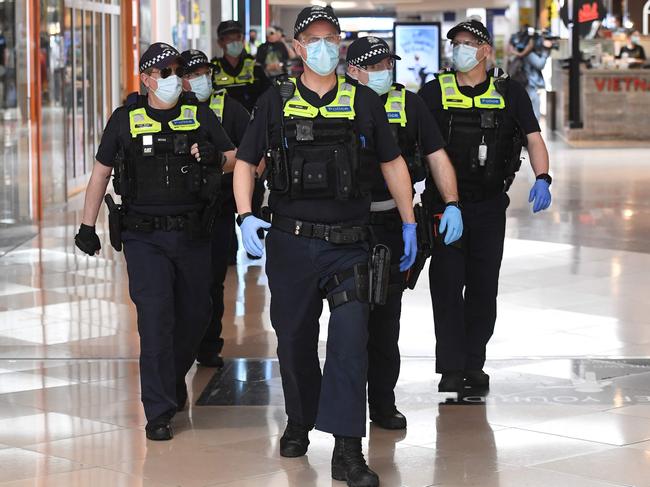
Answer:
[{"left": 323, "top": 263, "right": 369, "bottom": 310}]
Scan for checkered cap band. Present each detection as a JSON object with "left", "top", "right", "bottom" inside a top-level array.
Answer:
[
  {"left": 294, "top": 10, "right": 340, "bottom": 37},
  {"left": 348, "top": 45, "right": 391, "bottom": 67},
  {"left": 448, "top": 22, "right": 491, "bottom": 44},
  {"left": 139, "top": 43, "right": 180, "bottom": 73}
]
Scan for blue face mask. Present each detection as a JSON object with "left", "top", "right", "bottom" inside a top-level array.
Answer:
[
  {"left": 226, "top": 41, "right": 244, "bottom": 57},
  {"left": 153, "top": 75, "right": 182, "bottom": 104},
  {"left": 364, "top": 69, "right": 393, "bottom": 95},
  {"left": 189, "top": 74, "right": 212, "bottom": 102},
  {"left": 302, "top": 39, "right": 340, "bottom": 76},
  {"left": 452, "top": 44, "right": 480, "bottom": 73}
]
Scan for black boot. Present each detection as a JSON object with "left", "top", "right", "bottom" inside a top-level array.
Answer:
[
  {"left": 146, "top": 413, "right": 174, "bottom": 441},
  {"left": 196, "top": 353, "right": 225, "bottom": 368},
  {"left": 438, "top": 371, "right": 465, "bottom": 393},
  {"left": 465, "top": 370, "right": 490, "bottom": 389},
  {"left": 280, "top": 420, "right": 311, "bottom": 457},
  {"left": 331, "top": 436, "right": 379, "bottom": 487},
  {"left": 369, "top": 405, "right": 407, "bottom": 430}
]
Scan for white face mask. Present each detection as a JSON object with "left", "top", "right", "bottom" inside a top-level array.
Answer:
[
  {"left": 188, "top": 74, "right": 212, "bottom": 102},
  {"left": 452, "top": 44, "right": 481, "bottom": 73},
  {"left": 152, "top": 75, "right": 182, "bottom": 104}
]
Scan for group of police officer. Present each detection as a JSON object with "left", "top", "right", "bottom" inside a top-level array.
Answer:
[{"left": 74, "top": 6, "right": 552, "bottom": 487}]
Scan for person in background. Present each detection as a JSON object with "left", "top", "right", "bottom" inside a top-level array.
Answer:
[
  {"left": 617, "top": 30, "right": 646, "bottom": 62},
  {"left": 247, "top": 29, "right": 261, "bottom": 56},
  {"left": 256, "top": 25, "right": 290, "bottom": 81}
]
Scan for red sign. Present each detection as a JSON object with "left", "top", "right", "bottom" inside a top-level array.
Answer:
[
  {"left": 578, "top": 2, "right": 601, "bottom": 23},
  {"left": 594, "top": 77, "right": 650, "bottom": 92}
]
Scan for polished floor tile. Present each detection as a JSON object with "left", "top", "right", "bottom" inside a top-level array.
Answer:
[{"left": 1, "top": 140, "right": 650, "bottom": 485}]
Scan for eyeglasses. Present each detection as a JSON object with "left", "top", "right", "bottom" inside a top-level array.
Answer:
[
  {"left": 300, "top": 34, "right": 341, "bottom": 46},
  {"left": 150, "top": 67, "right": 180, "bottom": 79},
  {"left": 182, "top": 68, "right": 212, "bottom": 80},
  {"left": 449, "top": 39, "right": 485, "bottom": 48}
]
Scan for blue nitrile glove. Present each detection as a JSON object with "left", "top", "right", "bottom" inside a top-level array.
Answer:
[
  {"left": 400, "top": 223, "right": 418, "bottom": 272},
  {"left": 439, "top": 205, "right": 463, "bottom": 245},
  {"left": 240, "top": 215, "right": 271, "bottom": 258},
  {"left": 529, "top": 180, "right": 552, "bottom": 213}
]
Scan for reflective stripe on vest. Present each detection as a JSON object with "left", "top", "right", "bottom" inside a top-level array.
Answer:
[
  {"left": 283, "top": 77, "right": 356, "bottom": 119},
  {"left": 384, "top": 85, "right": 407, "bottom": 127},
  {"left": 169, "top": 105, "right": 201, "bottom": 131},
  {"left": 209, "top": 90, "right": 226, "bottom": 122},
  {"left": 439, "top": 73, "right": 505, "bottom": 110},
  {"left": 129, "top": 108, "right": 162, "bottom": 137},
  {"left": 213, "top": 58, "right": 256, "bottom": 87},
  {"left": 129, "top": 105, "right": 200, "bottom": 138}
]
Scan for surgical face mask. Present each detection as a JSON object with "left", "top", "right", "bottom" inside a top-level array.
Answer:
[
  {"left": 453, "top": 44, "right": 480, "bottom": 73},
  {"left": 152, "top": 74, "right": 182, "bottom": 104},
  {"left": 631, "top": 36, "right": 640, "bottom": 44},
  {"left": 364, "top": 69, "right": 393, "bottom": 95},
  {"left": 301, "top": 39, "right": 340, "bottom": 76},
  {"left": 188, "top": 74, "right": 212, "bottom": 102},
  {"left": 226, "top": 41, "right": 244, "bottom": 57}
]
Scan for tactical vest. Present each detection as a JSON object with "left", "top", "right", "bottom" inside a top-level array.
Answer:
[
  {"left": 209, "top": 89, "right": 226, "bottom": 122},
  {"left": 212, "top": 58, "right": 256, "bottom": 88},
  {"left": 267, "top": 77, "right": 372, "bottom": 201},
  {"left": 114, "top": 93, "right": 221, "bottom": 207},
  {"left": 384, "top": 85, "right": 426, "bottom": 183},
  {"left": 437, "top": 71, "right": 523, "bottom": 195}
]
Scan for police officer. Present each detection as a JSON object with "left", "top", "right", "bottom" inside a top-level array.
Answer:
[
  {"left": 74, "top": 43, "right": 236, "bottom": 440},
  {"left": 211, "top": 20, "right": 271, "bottom": 113},
  {"left": 179, "top": 49, "right": 250, "bottom": 368},
  {"left": 419, "top": 21, "right": 553, "bottom": 393},
  {"left": 345, "top": 36, "right": 463, "bottom": 429},
  {"left": 233, "top": 7, "right": 416, "bottom": 487},
  {"left": 212, "top": 20, "right": 270, "bottom": 260}
]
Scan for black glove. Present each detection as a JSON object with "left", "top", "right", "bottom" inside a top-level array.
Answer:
[
  {"left": 195, "top": 141, "right": 221, "bottom": 166},
  {"left": 75, "top": 224, "right": 101, "bottom": 255}
]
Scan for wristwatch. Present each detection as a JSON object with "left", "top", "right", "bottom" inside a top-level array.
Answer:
[
  {"left": 536, "top": 173, "right": 552, "bottom": 185},
  {"left": 445, "top": 201, "right": 462, "bottom": 209},
  {"left": 238, "top": 212, "right": 253, "bottom": 225}
]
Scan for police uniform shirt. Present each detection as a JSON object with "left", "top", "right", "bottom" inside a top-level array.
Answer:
[
  {"left": 96, "top": 97, "right": 235, "bottom": 216},
  {"left": 203, "top": 94, "right": 250, "bottom": 207},
  {"left": 210, "top": 54, "right": 272, "bottom": 113},
  {"left": 371, "top": 84, "right": 446, "bottom": 202},
  {"left": 418, "top": 73, "right": 539, "bottom": 199},
  {"left": 237, "top": 77, "right": 402, "bottom": 224}
]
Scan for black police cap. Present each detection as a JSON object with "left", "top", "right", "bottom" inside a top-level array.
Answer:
[
  {"left": 447, "top": 20, "right": 492, "bottom": 45},
  {"left": 139, "top": 42, "right": 183, "bottom": 73},
  {"left": 179, "top": 49, "right": 212, "bottom": 74},
  {"left": 294, "top": 6, "right": 340, "bottom": 38},
  {"left": 218, "top": 20, "right": 244, "bottom": 37},
  {"left": 346, "top": 36, "right": 400, "bottom": 67}
]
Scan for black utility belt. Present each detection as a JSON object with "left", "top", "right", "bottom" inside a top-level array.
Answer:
[
  {"left": 122, "top": 213, "right": 191, "bottom": 232},
  {"left": 266, "top": 211, "right": 368, "bottom": 244}
]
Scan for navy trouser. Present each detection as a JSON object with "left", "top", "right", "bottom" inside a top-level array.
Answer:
[
  {"left": 367, "top": 211, "right": 404, "bottom": 412},
  {"left": 198, "top": 207, "right": 235, "bottom": 358},
  {"left": 429, "top": 193, "right": 509, "bottom": 373},
  {"left": 122, "top": 229, "right": 212, "bottom": 421},
  {"left": 265, "top": 228, "right": 370, "bottom": 438}
]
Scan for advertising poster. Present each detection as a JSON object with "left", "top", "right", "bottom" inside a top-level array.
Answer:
[{"left": 393, "top": 23, "right": 441, "bottom": 92}]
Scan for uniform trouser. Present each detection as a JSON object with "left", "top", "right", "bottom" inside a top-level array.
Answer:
[
  {"left": 198, "top": 207, "right": 235, "bottom": 358},
  {"left": 367, "top": 216, "right": 404, "bottom": 412},
  {"left": 265, "top": 228, "right": 370, "bottom": 438},
  {"left": 122, "top": 229, "right": 212, "bottom": 421},
  {"left": 429, "top": 193, "right": 509, "bottom": 373}
]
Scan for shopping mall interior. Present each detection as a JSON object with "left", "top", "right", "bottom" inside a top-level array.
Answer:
[{"left": 1, "top": 0, "right": 650, "bottom": 486}]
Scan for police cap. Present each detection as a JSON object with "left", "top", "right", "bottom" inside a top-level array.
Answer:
[
  {"left": 139, "top": 42, "right": 183, "bottom": 73},
  {"left": 294, "top": 6, "right": 340, "bottom": 38},
  {"left": 346, "top": 36, "right": 400, "bottom": 67}
]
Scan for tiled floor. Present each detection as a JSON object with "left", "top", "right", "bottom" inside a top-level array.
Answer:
[{"left": 0, "top": 139, "right": 649, "bottom": 486}]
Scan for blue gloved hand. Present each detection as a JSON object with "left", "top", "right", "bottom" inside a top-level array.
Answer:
[
  {"left": 240, "top": 215, "right": 271, "bottom": 258},
  {"left": 439, "top": 205, "right": 463, "bottom": 245},
  {"left": 400, "top": 223, "right": 418, "bottom": 272},
  {"left": 529, "top": 180, "right": 552, "bottom": 213}
]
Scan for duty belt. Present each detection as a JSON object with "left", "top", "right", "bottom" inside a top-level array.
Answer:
[
  {"left": 265, "top": 211, "right": 368, "bottom": 244},
  {"left": 122, "top": 213, "right": 189, "bottom": 232}
]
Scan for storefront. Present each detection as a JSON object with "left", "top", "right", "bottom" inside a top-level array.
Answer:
[{"left": 0, "top": 0, "right": 135, "bottom": 247}]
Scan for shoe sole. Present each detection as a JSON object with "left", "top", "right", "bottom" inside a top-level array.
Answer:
[
  {"left": 279, "top": 449, "right": 308, "bottom": 458},
  {"left": 370, "top": 419, "right": 406, "bottom": 430},
  {"left": 331, "top": 465, "right": 380, "bottom": 486}
]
